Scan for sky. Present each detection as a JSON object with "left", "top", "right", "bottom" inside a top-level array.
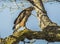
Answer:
[{"left": 0, "top": 0, "right": 60, "bottom": 44}]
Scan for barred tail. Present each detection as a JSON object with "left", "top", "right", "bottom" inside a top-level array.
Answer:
[{"left": 13, "top": 25, "right": 15, "bottom": 30}]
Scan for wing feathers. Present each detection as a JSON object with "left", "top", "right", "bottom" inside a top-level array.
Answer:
[{"left": 14, "top": 10, "right": 26, "bottom": 24}]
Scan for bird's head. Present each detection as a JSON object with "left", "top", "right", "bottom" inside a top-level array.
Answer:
[{"left": 26, "top": 6, "right": 34, "bottom": 11}]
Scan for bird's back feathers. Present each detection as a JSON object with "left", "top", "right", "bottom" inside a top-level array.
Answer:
[
  {"left": 14, "top": 7, "right": 34, "bottom": 25},
  {"left": 14, "top": 10, "right": 26, "bottom": 24},
  {"left": 13, "top": 7, "right": 34, "bottom": 30}
]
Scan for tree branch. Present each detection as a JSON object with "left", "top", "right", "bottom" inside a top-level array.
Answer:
[
  {"left": 27, "top": 0, "right": 58, "bottom": 30},
  {"left": 0, "top": 27, "right": 60, "bottom": 44}
]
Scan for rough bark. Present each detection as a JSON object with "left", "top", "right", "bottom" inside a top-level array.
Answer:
[
  {"left": 0, "top": 0, "right": 60, "bottom": 44},
  {"left": 0, "top": 28, "right": 60, "bottom": 44},
  {"left": 28, "top": 0, "right": 58, "bottom": 30},
  {"left": 28, "top": 0, "right": 60, "bottom": 42}
]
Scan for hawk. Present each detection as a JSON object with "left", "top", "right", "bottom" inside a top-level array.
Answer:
[{"left": 13, "top": 7, "right": 34, "bottom": 32}]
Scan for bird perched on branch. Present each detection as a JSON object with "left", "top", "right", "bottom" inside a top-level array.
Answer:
[{"left": 13, "top": 7, "right": 34, "bottom": 32}]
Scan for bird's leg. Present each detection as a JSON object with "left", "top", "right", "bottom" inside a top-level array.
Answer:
[{"left": 13, "top": 26, "right": 27, "bottom": 33}]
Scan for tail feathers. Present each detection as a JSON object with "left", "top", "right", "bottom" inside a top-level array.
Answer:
[
  {"left": 13, "top": 25, "right": 15, "bottom": 30},
  {"left": 13, "top": 24, "right": 20, "bottom": 30}
]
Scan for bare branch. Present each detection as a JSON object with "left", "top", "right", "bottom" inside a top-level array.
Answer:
[{"left": 27, "top": 0, "right": 58, "bottom": 30}]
